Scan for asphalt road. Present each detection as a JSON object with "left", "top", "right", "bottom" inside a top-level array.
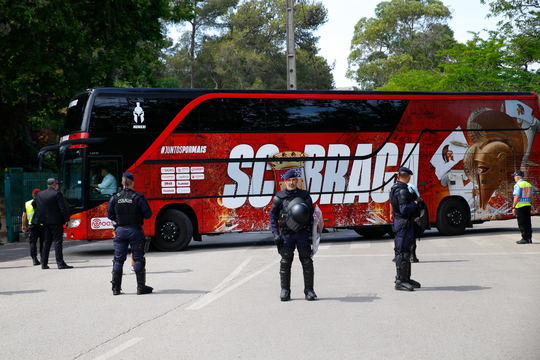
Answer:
[{"left": 1, "top": 218, "right": 539, "bottom": 360}]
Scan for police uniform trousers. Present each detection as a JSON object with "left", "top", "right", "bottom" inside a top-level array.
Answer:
[
  {"left": 279, "top": 228, "right": 316, "bottom": 299},
  {"left": 282, "top": 228, "right": 311, "bottom": 251},
  {"left": 393, "top": 219, "right": 415, "bottom": 264},
  {"left": 516, "top": 206, "right": 532, "bottom": 241},
  {"left": 41, "top": 224, "right": 66, "bottom": 267},
  {"left": 113, "top": 227, "right": 145, "bottom": 273},
  {"left": 28, "top": 224, "right": 44, "bottom": 259}
]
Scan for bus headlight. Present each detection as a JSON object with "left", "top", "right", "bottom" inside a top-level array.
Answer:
[{"left": 70, "top": 219, "right": 81, "bottom": 228}]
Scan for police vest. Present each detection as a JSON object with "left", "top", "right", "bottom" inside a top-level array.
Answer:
[
  {"left": 113, "top": 190, "right": 144, "bottom": 226},
  {"left": 274, "top": 189, "right": 312, "bottom": 233},
  {"left": 25, "top": 200, "right": 35, "bottom": 225},
  {"left": 389, "top": 182, "right": 417, "bottom": 220},
  {"left": 514, "top": 180, "right": 532, "bottom": 208}
]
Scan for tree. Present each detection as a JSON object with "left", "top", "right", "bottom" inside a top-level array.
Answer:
[
  {"left": 481, "top": 0, "right": 540, "bottom": 72},
  {"left": 0, "top": 0, "right": 194, "bottom": 173},
  {"left": 177, "top": 0, "right": 238, "bottom": 88},
  {"left": 381, "top": 1, "right": 540, "bottom": 92},
  {"left": 346, "top": 0, "right": 455, "bottom": 89},
  {"left": 164, "top": 0, "right": 334, "bottom": 90}
]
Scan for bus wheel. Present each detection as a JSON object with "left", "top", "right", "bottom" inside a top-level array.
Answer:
[
  {"left": 154, "top": 210, "right": 193, "bottom": 251},
  {"left": 437, "top": 198, "right": 468, "bottom": 236},
  {"left": 354, "top": 227, "right": 387, "bottom": 238}
]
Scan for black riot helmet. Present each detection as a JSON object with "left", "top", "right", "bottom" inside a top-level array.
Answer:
[{"left": 285, "top": 197, "right": 310, "bottom": 233}]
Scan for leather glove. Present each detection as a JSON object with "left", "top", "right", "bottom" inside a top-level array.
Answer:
[
  {"left": 416, "top": 197, "right": 424, "bottom": 204},
  {"left": 273, "top": 234, "right": 283, "bottom": 246}
]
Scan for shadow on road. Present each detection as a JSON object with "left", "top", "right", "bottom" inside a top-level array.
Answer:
[{"left": 0, "top": 289, "right": 47, "bottom": 295}]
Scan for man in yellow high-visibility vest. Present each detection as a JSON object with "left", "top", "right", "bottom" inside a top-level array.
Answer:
[
  {"left": 512, "top": 171, "right": 534, "bottom": 244},
  {"left": 22, "top": 189, "right": 44, "bottom": 265}
]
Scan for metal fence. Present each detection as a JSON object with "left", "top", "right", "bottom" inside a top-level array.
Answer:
[{"left": 4, "top": 168, "right": 57, "bottom": 243}]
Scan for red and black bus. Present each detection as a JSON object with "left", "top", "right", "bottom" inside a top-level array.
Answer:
[{"left": 38, "top": 88, "right": 540, "bottom": 251}]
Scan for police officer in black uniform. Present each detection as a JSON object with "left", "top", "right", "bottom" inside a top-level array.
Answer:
[
  {"left": 107, "top": 172, "right": 153, "bottom": 295},
  {"left": 389, "top": 167, "right": 422, "bottom": 291},
  {"left": 270, "top": 169, "right": 316, "bottom": 301}
]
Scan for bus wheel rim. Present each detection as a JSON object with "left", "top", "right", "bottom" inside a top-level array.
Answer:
[
  {"left": 161, "top": 222, "right": 180, "bottom": 241},
  {"left": 447, "top": 209, "right": 462, "bottom": 226}
]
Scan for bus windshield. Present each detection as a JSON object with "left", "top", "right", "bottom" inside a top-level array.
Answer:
[{"left": 60, "top": 149, "right": 84, "bottom": 209}]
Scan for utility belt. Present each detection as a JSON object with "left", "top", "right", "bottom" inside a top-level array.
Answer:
[
  {"left": 280, "top": 225, "right": 309, "bottom": 235},
  {"left": 394, "top": 214, "right": 409, "bottom": 222},
  {"left": 117, "top": 225, "right": 143, "bottom": 231}
]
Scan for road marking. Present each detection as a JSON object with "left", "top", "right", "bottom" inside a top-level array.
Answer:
[
  {"left": 93, "top": 338, "right": 143, "bottom": 360},
  {"left": 350, "top": 242, "right": 371, "bottom": 249},
  {"left": 186, "top": 257, "right": 279, "bottom": 310},
  {"left": 425, "top": 239, "right": 454, "bottom": 247}
]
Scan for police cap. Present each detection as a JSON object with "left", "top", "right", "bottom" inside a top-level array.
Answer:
[
  {"left": 398, "top": 167, "right": 413, "bottom": 176},
  {"left": 512, "top": 170, "right": 524, "bottom": 177},
  {"left": 123, "top": 172, "right": 135, "bottom": 181},
  {"left": 283, "top": 169, "right": 298, "bottom": 180}
]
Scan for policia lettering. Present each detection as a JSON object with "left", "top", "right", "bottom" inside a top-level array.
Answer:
[
  {"left": 270, "top": 169, "right": 316, "bottom": 301},
  {"left": 107, "top": 172, "right": 154, "bottom": 295},
  {"left": 389, "top": 167, "right": 422, "bottom": 291}
]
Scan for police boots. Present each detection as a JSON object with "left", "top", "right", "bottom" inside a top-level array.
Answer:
[
  {"left": 395, "top": 253, "right": 414, "bottom": 291},
  {"left": 111, "top": 270, "right": 122, "bottom": 295},
  {"left": 280, "top": 259, "right": 292, "bottom": 301},
  {"left": 300, "top": 257, "right": 317, "bottom": 301},
  {"left": 135, "top": 268, "right": 153, "bottom": 295}
]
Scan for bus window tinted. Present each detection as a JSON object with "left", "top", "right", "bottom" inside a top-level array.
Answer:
[{"left": 64, "top": 93, "right": 90, "bottom": 133}]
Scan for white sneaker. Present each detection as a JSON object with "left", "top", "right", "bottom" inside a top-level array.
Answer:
[{"left": 130, "top": 267, "right": 135, "bottom": 274}]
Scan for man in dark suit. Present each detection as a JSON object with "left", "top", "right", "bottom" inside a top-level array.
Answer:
[{"left": 33, "top": 178, "right": 73, "bottom": 269}]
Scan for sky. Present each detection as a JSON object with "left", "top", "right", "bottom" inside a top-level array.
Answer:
[{"left": 168, "top": 0, "right": 504, "bottom": 88}]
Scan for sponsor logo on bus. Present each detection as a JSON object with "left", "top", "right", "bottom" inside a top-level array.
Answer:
[
  {"left": 222, "top": 142, "right": 419, "bottom": 209},
  {"left": 161, "top": 146, "right": 207, "bottom": 154},
  {"left": 91, "top": 217, "right": 114, "bottom": 230}
]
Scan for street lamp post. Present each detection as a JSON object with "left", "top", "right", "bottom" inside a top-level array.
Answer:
[{"left": 286, "top": 0, "right": 297, "bottom": 90}]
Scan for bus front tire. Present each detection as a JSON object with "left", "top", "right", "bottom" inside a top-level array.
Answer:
[
  {"left": 436, "top": 198, "right": 468, "bottom": 236},
  {"left": 154, "top": 209, "right": 193, "bottom": 251}
]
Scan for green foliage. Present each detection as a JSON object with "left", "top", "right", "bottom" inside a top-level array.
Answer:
[
  {"left": 380, "top": 34, "right": 540, "bottom": 92},
  {"left": 164, "top": 0, "right": 334, "bottom": 90},
  {"left": 0, "top": 0, "right": 194, "bottom": 171},
  {"left": 382, "top": 2, "right": 540, "bottom": 93},
  {"left": 347, "top": 0, "right": 455, "bottom": 89}
]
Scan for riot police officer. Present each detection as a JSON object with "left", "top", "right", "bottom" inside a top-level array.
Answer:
[
  {"left": 389, "top": 167, "right": 422, "bottom": 291},
  {"left": 107, "top": 172, "right": 153, "bottom": 295},
  {"left": 270, "top": 169, "right": 315, "bottom": 301}
]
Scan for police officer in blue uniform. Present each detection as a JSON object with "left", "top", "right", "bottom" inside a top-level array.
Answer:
[
  {"left": 389, "top": 167, "right": 422, "bottom": 291},
  {"left": 270, "top": 169, "right": 316, "bottom": 301},
  {"left": 107, "top": 172, "right": 153, "bottom": 295}
]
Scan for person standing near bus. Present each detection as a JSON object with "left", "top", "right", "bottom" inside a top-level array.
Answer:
[
  {"left": 270, "top": 169, "right": 316, "bottom": 301},
  {"left": 91, "top": 167, "right": 117, "bottom": 195},
  {"left": 32, "top": 178, "right": 72, "bottom": 269},
  {"left": 512, "top": 170, "right": 534, "bottom": 244},
  {"left": 389, "top": 167, "right": 422, "bottom": 291},
  {"left": 22, "top": 189, "right": 44, "bottom": 266},
  {"left": 107, "top": 172, "right": 153, "bottom": 295}
]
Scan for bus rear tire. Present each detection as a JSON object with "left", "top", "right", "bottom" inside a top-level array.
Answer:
[
  {"left": 436, "top": 198, "right": 468, "bottom": 236},
  {"left": 154, "top": 209, "right": 193, "bottom": 251},
  {"left": 354, "top": 227, "right": 387, "bottom": 238}
]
